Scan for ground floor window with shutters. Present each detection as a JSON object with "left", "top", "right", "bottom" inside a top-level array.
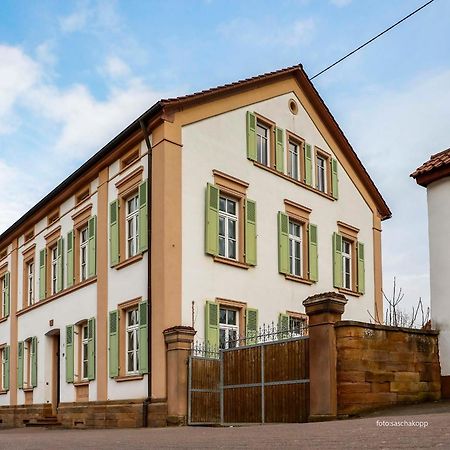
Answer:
[
  {"left": 0, "top": 270, "right": 10, "bottom": 318},
  {"left": 205, "top": 299, "right": 258, "bottom": 350},
  {"left": 333, "top": 222, "right": 365, "bottom": 295},
  {"left": 65, "top": 319, "right": 96, "bottom": 383},
  {"left": 205, "top": 171, "right": 257, "bottom": 268},
  {"left": 109, "top": 174, "right": 148, "bottom": 268},
  {"left": 0, "top": 345, "right": 10, "bottom": 392},
  {"left": 108, "top": 299, "right": 148, "bottom": 379},
  {"left": 278, "top": 200, "right": 318, "bottom": 284},
  {"left": 278, "top": 312, "right": 308, "bottom": 337}
]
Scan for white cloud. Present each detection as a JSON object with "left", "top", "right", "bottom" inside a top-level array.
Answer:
[
  {"left": 59, "top": 9, "right": 88, "bottom": 33},
  {"left": 101, "top": 55, "right": 131, "bottom": 79},
  {"left": 218, "top": 17, "right": 315, "bottom": 48},
  {"left": 0, "top": 45, "right": 40, "bottom": 134}
]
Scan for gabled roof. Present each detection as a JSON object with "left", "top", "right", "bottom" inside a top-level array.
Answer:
[
  {"left": 411, "top": 148, "right": 450, "bottom": 187},
  {"left": 0, "top": 64, "right": 391, "bottom": 245}
]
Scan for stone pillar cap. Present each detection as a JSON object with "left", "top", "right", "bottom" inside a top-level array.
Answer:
[{"left": 303, "top": 292, "right": 347, "bottom": 315}]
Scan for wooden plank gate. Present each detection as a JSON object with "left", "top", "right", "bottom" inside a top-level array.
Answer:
[{"left": 188, "top": 336, "right": 309, "bottom": 425}]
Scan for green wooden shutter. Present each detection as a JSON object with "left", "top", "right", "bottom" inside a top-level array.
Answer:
[
  {"left": 31, "top": 337, "right": 37, "bottom": 387},
  {"left": 3, "top": 346, "right": 9, "bottom": 391},
  {"left": 277, "top": 212, "right": 289, "bottom": 274},
  {"left": 246, "top": 308, "right": 258, "bottom": 345},
  {"left": 333, "top": 232, "right": 343, "bottom": 288},
  {"left": 357, "top": 242, "right": 365, "bottom": 294},
  {"left": 66, "top": 230, "right": 75, "bottom": 288},
  {"left": 18, "top": 341, "right": 24, "bottom": 389},
  {"left": 138, "top": 179, "right": 148, "bottom": 253},
  {"left": 331, "top": 158, "right": 339, "bottom": 200},
  {"left": 245, "top": 199, "right": 257, "bottom": 266},
  {"left": 205, "top": 183, "right": 219, "bottom": 256},
  {"left": 304, "top": 143, "right": 313, "bottom": 186},
  {"left": 65, "top": 325, "right": 74, "bottom": 383},
  {"left": 278, "top": 313, "right": 290, "bottom": 339},
  {"left": 39, "top": 249, "right": 46, "bottom": 300},
  {"left": 88, "top": 215, "right": 97, "bottom": 277},
  {"left": 87, "top": 317, "right": 96, "bottom": 380},
  {"left": 308, "top": 224, "right": 318, "bottom": 282},
  {"left": 56, "top": 237, "right": 64, "bottom": 293},
  {"left": 110, "top": 200, "right": 120, "bottom": 266},
  {"left": 246, "top": 111, "right": 257, "bottom": 161},
  {"left": 275, "top": 127, "right": 285, "bottom": 172},
  {"left": 109, "top": 310, "right": 119, "bottom": 378},
  {"left": 138, "top": 300, "right": 148, "bottom": 374},
  {"left": 204, "top": 301, "right": 219, "bottom": 350},
  {"left": 4, "top": 272, "right": 10, "bottom": 317}
]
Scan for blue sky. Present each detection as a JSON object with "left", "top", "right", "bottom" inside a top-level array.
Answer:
[{"left": 1, "top": 0, "right": 449, "bottom": 312}]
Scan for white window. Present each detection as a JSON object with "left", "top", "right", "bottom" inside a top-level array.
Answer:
[
  {"left": 81, "top": 324, "right": 89, "bottom": 380},
  {"left": 317, "top": 156, "right": 326, "bottom": 192},
  {"left": 219, "top": 307, "right": 239, "bottom": 349},
  {"left": 256, "top": 122, "right": 269, "bottom": 166},
  {"left": 80, "top": 227, "right": 88, "bottom": 282},
  {"left": 1, "top": 348, "right": 6, "bottom": 391},
  {"left": 126, "top": 308, "right": 139, "bottom": 374},
  {"left": 27, "top": 262, "right": 34, "bottom": 306},
  {"left": 24, "top": 340, "right": 31, "bottom": 388},
  {"left": 126, "top": 195, "right": 139, "bottom": 258},
  {"left": 1, "top": 277, "right": 6, "bottom": 316},
  {"left": 218, "top": 196, "right": 238, "bottom": 260},
  {"left": 51, "top": 246, "right": 58, "bottom": 295},
  {"left": 289, "top": 221, "right": 302, "bottom": 277},
  {"left": 342, "top": 239, "right": 352, "bottom": 290},
  {"left": 289, "top": 316, "right": 307, "bottom": 337},
  {"left": 289, "top": 141, "right": 300, "bottom": 180}
]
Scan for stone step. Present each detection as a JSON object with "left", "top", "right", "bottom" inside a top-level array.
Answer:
[{"left": 25, "top": 417, "right": 62, "bottom": 428}]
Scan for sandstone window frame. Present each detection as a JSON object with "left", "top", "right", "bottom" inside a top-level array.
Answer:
[
  {"left": 255, "top": 113, "right": 276, "bottom": 169},
  {"left": 286, "top": 131, "right": 305, "bottom": 182},
  {"left": 314, "top": 146, "right": 332, "bottom": 196}
]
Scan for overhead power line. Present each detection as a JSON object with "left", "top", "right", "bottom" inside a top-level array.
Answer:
[{"left": 310, "top": 0, "right": 436, "bottom": 80}]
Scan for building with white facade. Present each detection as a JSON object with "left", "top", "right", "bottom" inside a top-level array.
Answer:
[
  {"left": 412, "top": 149, "right": 450, "bottom": 398},
  {"left": 0, "top": 65, "right": 391, "bottom": 427}
]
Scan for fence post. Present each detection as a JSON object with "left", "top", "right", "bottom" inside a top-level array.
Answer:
[
  {"left": 163, "top": 326, "right": 196, "bottom": 425},
  {"left": 303, "top": 292, "right": 347, "bottom": 421}
]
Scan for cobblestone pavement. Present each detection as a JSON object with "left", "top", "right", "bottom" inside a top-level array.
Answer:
[{"left": 1, "top": 401, "right": 450, "bottom": 450}]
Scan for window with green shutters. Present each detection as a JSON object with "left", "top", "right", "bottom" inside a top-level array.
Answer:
[
  {"left": 56, "top": 237, "right": 64, "bottom": 293},
  {"left": 278, "top": 210, "right": 318, "bottom": 283},
  {"left": 109, "top": 178, "right": 149, "bottom": 267},
  {"left": 205, "top": 301, "right": 259, "bottom": 349},
  {"left": 31, "top": 336, "right": 38, "bottom": 387},
  {"left": 108, "top": 300, "right": 149, "bottom": 379},
  {"left": 20, "top": 337, "right": 38, "bottom": 388},
  {"left": 333, "top": 231, "right": 365, "bottom": 294},
  {"left": 205, "top": 182, "right": 257, "bottom": 267},
  {"left": 18, "top": 341, "right": 24, "bottom": 389},
  {"left": 87, "top": 317, "right": 96, "bottom": 380}
]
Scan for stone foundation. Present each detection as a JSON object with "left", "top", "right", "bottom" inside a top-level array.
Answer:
[
  {"left": 0, "top": 399, "right": 168, "bottom": 429},
  {"left": 0, "top": 403, "right": 53, "bottom": 428},
  {"left": 336, "top": 321, "right": 441, "bottom": 416}
]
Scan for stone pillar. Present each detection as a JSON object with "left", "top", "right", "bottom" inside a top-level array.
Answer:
[
  {"left": 163, "top": 326, "right": 196, "bottom": 425},
  {"left": 303, "top": 292, "right": 347, "bottom": 421}
]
